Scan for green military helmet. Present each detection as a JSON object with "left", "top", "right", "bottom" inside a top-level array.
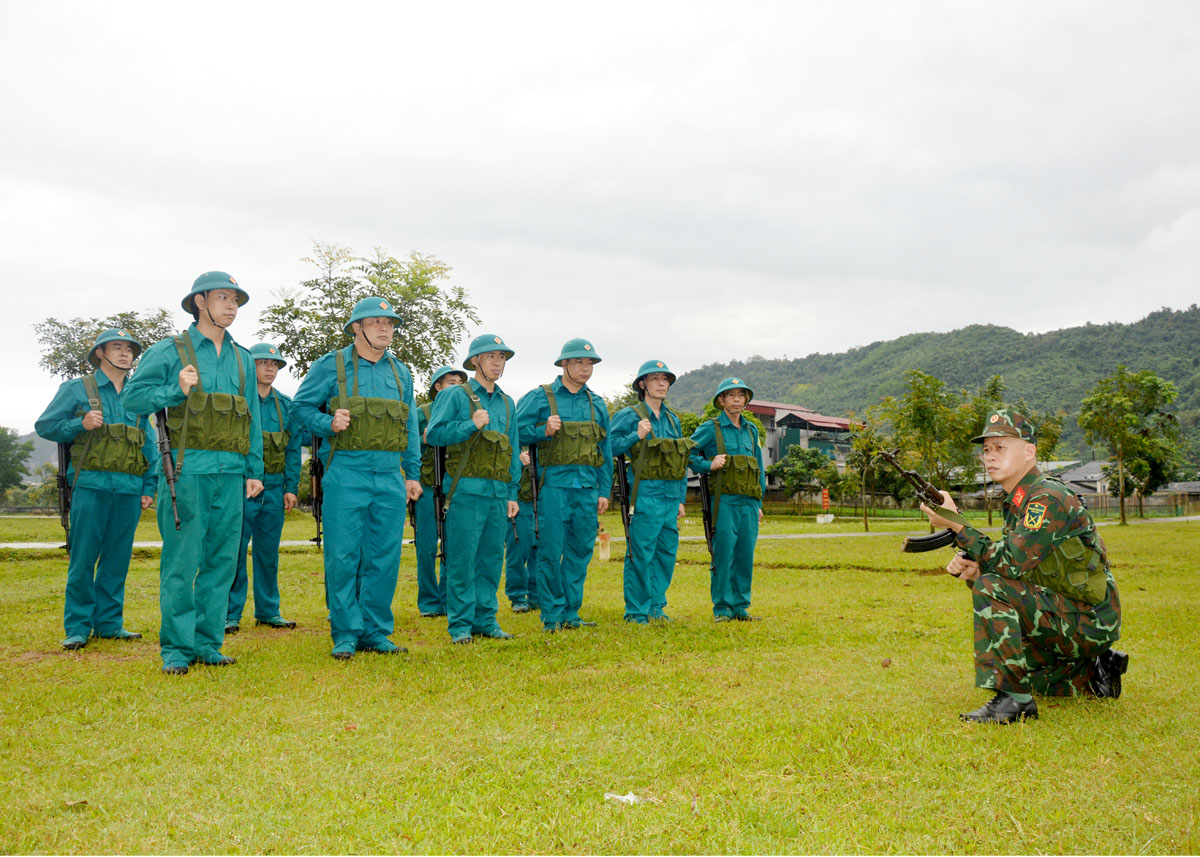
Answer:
[
  {"left": 633, "top": 359, "right": 677, "bottom": 391},
  {"left": 344, "top": 296, "right": 403, "bottom": 334},
  {"left": 249, "top": 342, "right": 287, "bottom": 368},
  {"left": 464, "top": 333, "right": 515, "bottom": 371},
  {"left": 182, "top": 271, "right": 250, "bottom": 314},
  {"left": 87, "top": 328, "right": 143, "bottom": 367},
  {"left": 429, "top": 364, "right": 468, "bottom": 395},
  {"left": 712, "top": 376, "right": 754, "bottom": 409},
  {"left": 972, "top": 408, "right": 1038, "bottom": 444},
  {"left": 554, "top": 337, "right": 601, "bottom": 366}
]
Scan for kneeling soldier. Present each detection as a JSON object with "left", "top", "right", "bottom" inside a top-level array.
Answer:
[
  {"left": 426, "top": 335, "right": 521, "bottom": 644},
  {"left": 123, "top": 272, "right": 265, "bottom": 674},
  {"left": 36, "top": 328, "right": 156, "bottom": 650},
  {"left": 689, "top": 378, "right": 765, "bottom": 622},
  {"left": 291, "top": 297, "right": 421, "bottom": 660},
  {"left": 226, "top": 343, "right": 302, "bottom": 633},
  {"left": 611, "top": 360, "right": 693, "bottom": 623},
  {"left": 921, "top": 409, "right": 1127, "bottom": 724}
]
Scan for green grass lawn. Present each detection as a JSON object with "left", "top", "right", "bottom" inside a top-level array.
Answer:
[{"left": 1, "top": 518, "right": 1197, "bottom": 853}]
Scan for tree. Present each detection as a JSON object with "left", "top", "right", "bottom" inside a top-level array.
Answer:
[
  {"left": 1079, "top": 365, "right": 1180, "bottom": 525},
  {"left": 881, "top": 370, "right": 959, "bottom": 491},
  {"left": 846, "top": 406, "right": 894, "bottom": 531},
  {"left": 768, "top": 445, "right": 830, "bottom": 501},
  {"left": 34, "top": 309, "right": 176, "bottom": 380},
  {"left": 0, "top": 427, "right": 34, "bottom": 493},
  {"left": 1105, "top": 433, "right": 1182, "bottom": 518},
  {"left": 258, "top": 241, "right": 481, "bottom": 382},
  {"left": 605, "top": 379, "right": 640, "bottom": 417}
]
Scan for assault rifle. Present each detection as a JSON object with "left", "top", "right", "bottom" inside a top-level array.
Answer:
[
  {"left": 698, "top": 473, "right": 715, "bottom": 572},
  {"left": 154, "top": 410, "right": 180, "bottom": 530},
  {"left": 432, "top": 445, "right": 447, "bottom": 563},
  {"left": 528, "top": 444, "right": 540, "bottom": 540},
  {"left": 877, "top": 448, "right": 974, "bottom": 585},
  {"left": 309, "top": 438, "right": 324, "bottom": 547},
  {"left": 56, "top": 443, "right": 72, "bottom": 554},
  {"left": 614, "top": 454, "right": 632, "bottom": 543}
]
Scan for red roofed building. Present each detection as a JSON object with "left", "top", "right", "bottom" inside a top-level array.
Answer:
[{"left": 746, "top": 399, "right": 853, "bottom": 477}]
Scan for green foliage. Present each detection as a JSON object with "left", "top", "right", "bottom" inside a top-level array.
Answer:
[
  {"left": 668, "top": 305, "right": 1200, "bottom": 458},
  {"left": 768, "top": 445, "right": 832, "bottom": 497},
  {"left": 605, "top": 377, "right": 640, "bottom": 416},
  {"left": 34, "top": 308, "right": 176, "bottom": 380},
  {"left": 0, "top": 427, "right": 34, "bottom": 493},
  {"left": 1079, "top": 365, "right": 1180, "bottom": 524},
  {"left": 257, "top": 241, "right": 481, "bottom": 381}
]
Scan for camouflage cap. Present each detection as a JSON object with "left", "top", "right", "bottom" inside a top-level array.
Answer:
[{"left": 972, "top": 409, "right": 1038, "bottom": 444}]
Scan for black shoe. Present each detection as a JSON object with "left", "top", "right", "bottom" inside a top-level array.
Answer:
[
  {"left": 1090, "top": 648, "right": 1130, "bottom": 699},
  {"left": 162, "top": 665, "right": 189, "bottom": 676},
  {"left": 256, "top": 617, "right": 297, "bottom": 629},
  {"left": 97, "top": 629, "right": 142, "bottom": 641},
  {"left": 732, "top": 612, "right": 761, "bottom": 622},
  {"left": 225, "top": 623, "right": 240, "bottom": 635},
  {"left": 192, "top": 655, "right": 237, "bottom": 667},
  {"left": 960, "top": 692, "right": 1038, "bottom": 724},
  {"left": 574, "top": 619, "right": 598, "bottom": 627},
  {"left": 511, "top": 600, "right": 532, "bottom": 614}
]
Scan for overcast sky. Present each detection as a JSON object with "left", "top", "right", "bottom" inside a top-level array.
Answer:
[{"left": 3, "top": 1, "right": 1198, "bottom": 434}]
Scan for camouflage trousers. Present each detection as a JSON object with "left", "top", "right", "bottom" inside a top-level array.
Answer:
[{"left": 972, "top": 573, "right": 1120, "bottom": 696}]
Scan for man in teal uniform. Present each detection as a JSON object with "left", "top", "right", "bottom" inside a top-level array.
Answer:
[
  {"left": 503, "top": 448, "right": 539, "bottom": 613},
  {"left": 921, "top": 409, "right": 1127, "bottom": 724},
  {"left": 426, "top": 334, "right": 521, "bottom": 644},
  {"left": 689, "top": 377, "right": 765, "bottom": 622},
  {"left": 291, "top": 297, "right": 422, "bottom": 660},
  {"left": 123, "top": 272, "right": 264, "bottom": 674},
  {"left": 516, "top": 339, "right": 612, "bottom": 632},
  {"left": 225, "top": 343, "right": 302, "bottom": 634},
  {"left": 611, "top": 360, "right": 693, "bottom": 623},
  {"left": 36, "top": 328, "right": 156, "bottom": 650},
  {"left": 414, "top": 365, "right": 466, "bottom": 618}
]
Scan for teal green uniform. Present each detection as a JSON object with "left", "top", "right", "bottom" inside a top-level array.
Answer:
[
  {"left": 227, "top": 389, "right": 302, "bottom": 625},
  {"left": 610, "top": 403, "right": 688, "bottom": 622},
  {"left": 123, "top": 325, "right": 264, "bottom": 668},
  {"left": 516, "top": 379, "right": 612, "bottom": 630},
  {"left": 35, "top": 373, "right": 156, "bottom": 639},
  {"left": 426, "top": 379, "right": 521, "bottom": 639},
  {"left": 414, "top": 403, "right": 446, "bottom": 615},
  {"left": 504, "top": 474, "right": 539, "bottom": 609},
  {"left": 291, "top": 346, "right": 421, "bottom": 651},
  {"left": 689, "top": 414, "right": 765, "bottom": 618}
]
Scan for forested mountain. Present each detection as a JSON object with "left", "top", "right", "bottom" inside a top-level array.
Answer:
[{"left": 669, "top": 305, "right": 1200, "bottom": 459}]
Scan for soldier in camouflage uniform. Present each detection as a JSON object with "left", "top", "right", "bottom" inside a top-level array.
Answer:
[{"left": 921, "top": 409, "right": 1128, "bottom": 724}]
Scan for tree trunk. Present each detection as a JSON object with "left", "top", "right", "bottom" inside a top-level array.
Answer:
[
  {"left": 861, "top": 468, "right": 869, "bottom": 532},
  {"left": 1117, "top": 448, "right": 1127, "bottom": 525}
]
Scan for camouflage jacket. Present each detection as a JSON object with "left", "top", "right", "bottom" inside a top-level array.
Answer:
[{"left": 955, "top": 468, "right": 1122, "bottom": 619}]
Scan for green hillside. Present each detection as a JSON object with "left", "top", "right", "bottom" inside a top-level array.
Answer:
[{"left": 670, "top": 305, "right": 1200, "bottom": 459}]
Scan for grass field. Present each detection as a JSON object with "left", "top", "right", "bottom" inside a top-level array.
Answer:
[{"left": 1, "top": 515, "right": 1197, "bottom": 853}]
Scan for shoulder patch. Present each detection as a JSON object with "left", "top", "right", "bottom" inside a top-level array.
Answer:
[{"left": 1024, "top": 502, "right": 1048, "bottom": 530}]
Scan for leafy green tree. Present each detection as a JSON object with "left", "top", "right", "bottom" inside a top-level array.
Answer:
[
  {"left": 881, "top": 370, "right": 959, "bottom": 492},
  {"left": 846, "top": 406, "right": 894, "bottom": 531},
  {"left": 0, "top": 427, "right": 34, "bottom": 493},
  {"left": 1079, "top": 365, "right": 1180, "bottom": 525},
  {"left": 768, "top": 445, "right": 831, "bottom": 501},
  {"left": 605, "top": 378, "right": 640, "bottom": 417},
  {"left": 28, "top": 462, "right": 58, "bottom": 508},
  {"left": 257, "top": 241, "right": 480, "bottom": 381},
  {"left": 34, "top": 309, "right": 176, "bottom": 380}
]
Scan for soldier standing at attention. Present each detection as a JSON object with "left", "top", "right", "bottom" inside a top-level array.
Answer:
[
  {"left": 921, "top": 409, "right": 1128, "bottom": 724},
  {"left": 225, "top": 343, "right": 302, "bottom": 634},
  {"left": 516, "top": 339, "right": 612, "bottom": 633},
  {"left": 35, "top": 328, "right": 157, "bottom": 650},
  {"left": 688, "top": 378, "right": 765, "bottom": 622},
  {"left": 414, "top": 365, "right": 467, "bottom": 618},
  {"left": 610, "top": 360, "right": 694, "bottom": 624},
  {"left": 503, "top": 448, "right": 539, "bottom": 614},
  {"left": 123, "top": 272, "right": 264, "bottom": 675},
  {"left": 291, "top": 297, "right": 421, "bottom": 660},
  {"left": 426, "top": 335, "right": 521, "bottom": 644}
]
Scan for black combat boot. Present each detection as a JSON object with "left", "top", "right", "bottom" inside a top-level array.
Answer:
[
  {"left": 960, "top": 692, "right": 1038, "bottom": 724},
  {"left": 1089, "top": 648, "right": 1130, "bottom": 699}
]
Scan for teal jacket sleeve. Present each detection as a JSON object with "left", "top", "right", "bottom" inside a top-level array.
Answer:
[
  {"left": 609, "top": 406, "right": 642, "bottom": 458},
  {"left": 291, "top": 352, "right": 337, "bottom": 439},
  {"left": 688, "top": 418, "right": 716, "bottom": 474},
  {"left": 283, "top": 395, "right": 303, "bottom": 495},
  {"left": 121, "top": 338, "right": 187, "bottom": 417},
  {"left": 400, "top": 362, "right": 421, "bottom": 481},
  {"left": 243, "top": 347, "right": 264, "bottom": 480},
  {"left": 506, "top": 392, "right": 520, "bottom": 502},
  {"left": 594, "top": 392, "right": 613, "bottom": 497},
  {"left": 516, "top": 387, "right": 550, "bottom": 447},
  {"left": 754, "top": 423, "right": 766, "bottom": 496},
  {"left": 34, "top": 379, "right": 86, "bottom": 443},
  {"left": 425, "top": 386, "right": 474, "bottom": 447},
  {"left": 139, "top": 414, "right": 157, "bottom": 496}
]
